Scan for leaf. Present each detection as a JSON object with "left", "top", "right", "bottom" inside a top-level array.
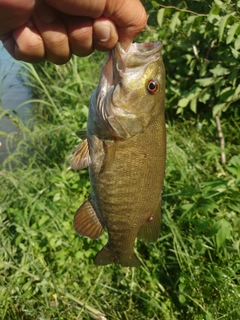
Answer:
[
  {"left": 231, "top": 47, "right": 239, "bottom": 59},
  {"left": 53, "top": 193, "right": 61, "bottom": 202},
  {"left": 227, "top": 23, "right": 240, "bottom": 44},
  {"left": 215, "top": 219, "right": 231, "bottom": 248},
  {"left": 229, "top": 69, "right": 238, "bottom": 87},
  {"left": 178, "top": 98, "right": 189, "bottom": 108},
  {"left": 213, "top": 103, "right": 226, "bottom": 116},
  {"left": 209, "top": 64, "right": 230, "bottom": 77},
  {"left": 214, "top": 0, "right": 223, "bottom": 6},
  {"left": 157, "top": 8, "right": 165, "bottom": 28},
  {"left": 179, "top": 294, "right": 186, "bottom": 304},
  {"left": 169, "top": 11, "right": 181, "bottom": 33},
  {"left": 234, "top": 35, "right": 240, "bottom": 50},
  {"left": 195, "top": 78, "right": 214, "bottom": 87},
  {"left": 214, "top": 78, "right": 226, "bottom": 96},
  {"left": 199, "top": 91, "right": 211, "bottom": 104},
  {"left": 190, "top": 98, "right": 197, "bottom": 113},
  {"left": 219, "top": 87, "right": 236, "bottom": 102},
  {"left": 219, "top": 14, "right": 232, "bottom": 42},
  {"left": 227, "top": 155, "right": 240, "bottom": 178}
]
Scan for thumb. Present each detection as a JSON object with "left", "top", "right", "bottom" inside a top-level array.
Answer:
[{"left": 93, "top": 17, "right": 118, "bottom": 51}]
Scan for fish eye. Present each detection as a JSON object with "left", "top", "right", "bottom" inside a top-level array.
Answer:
[{"left": 147, "top": 79, "right": 159, "bottom": 94}]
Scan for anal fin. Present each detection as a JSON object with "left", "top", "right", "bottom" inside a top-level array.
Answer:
[
  {"left": 74, "top": 200, "right": 104, "bottom": 239},
  {"left": 94, "top": 245, "right": 141, "bottom": 267},
  {"left": 137, "top": 203, "right": 162, "bottom": 242},
  {"left": 71, "top": 138, "right": 91, "bottom": 170}
]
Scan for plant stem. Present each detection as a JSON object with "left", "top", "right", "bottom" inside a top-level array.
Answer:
[{"left": 215, "top": 115, "right": 226, "bottom": 165}]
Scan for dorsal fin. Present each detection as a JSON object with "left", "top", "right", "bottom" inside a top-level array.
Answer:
[
  {"left": 74, "top": 200, "right": 104, "bottom": 239},
  {"left": 71, "top": 139, "right": 91, "bottom": 170},
  {"left": 76, "top": 130, "right": 87, "bottom": 139}
]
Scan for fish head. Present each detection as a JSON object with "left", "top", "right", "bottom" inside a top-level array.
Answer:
[{"left": 96, "top": 41, "right": 165, "bottom": 139}]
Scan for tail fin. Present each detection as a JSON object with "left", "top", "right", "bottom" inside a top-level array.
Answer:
[{"left": 94, "top": 245, "right": 141, "bottom": 267}]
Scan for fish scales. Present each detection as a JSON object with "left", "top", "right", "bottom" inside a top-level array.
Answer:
[{"left": 71, "top": 41, "right": 166, "bottom": 267}]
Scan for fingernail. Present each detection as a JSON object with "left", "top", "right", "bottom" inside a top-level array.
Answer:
[{"left": 94, "top": 25, "right": 110, "bottom": 42}]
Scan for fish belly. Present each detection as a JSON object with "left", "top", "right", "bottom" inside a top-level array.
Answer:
[{"left": 90, "top": 114, "right": 166, "bottom": 266}]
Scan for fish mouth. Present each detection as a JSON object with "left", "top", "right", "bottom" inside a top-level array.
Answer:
[
  {"left": 114, "top": 41, "right": 163, "bottom": 69},
  {"left": 99, "top": 41, "right": 163, "bottom": 91}
]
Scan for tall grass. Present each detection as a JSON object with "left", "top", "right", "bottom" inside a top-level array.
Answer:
[{"left": 0, "top": 48, "right": 240, "bottom": 319}]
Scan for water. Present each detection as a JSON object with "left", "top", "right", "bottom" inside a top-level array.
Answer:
[{"left": 0, "top": 43, "right": 32, "bottom": 161}]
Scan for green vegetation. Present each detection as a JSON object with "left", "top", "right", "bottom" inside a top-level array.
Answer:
[{"left": 0, "top": 0, "right": 240, "bottom": 319}]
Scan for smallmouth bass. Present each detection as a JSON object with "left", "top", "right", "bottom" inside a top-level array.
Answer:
[{"left": 71, "top": 41, "right": 166, "bottom": 267}]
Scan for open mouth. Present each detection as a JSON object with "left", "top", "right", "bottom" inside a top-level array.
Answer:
[
  {"left": 99, "top": 41, "right": 163, "bottom": 93},
  {"left": 114, "top": 41, "right": 162, "bottom": 69}
]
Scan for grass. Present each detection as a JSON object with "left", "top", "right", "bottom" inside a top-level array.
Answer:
[{"left": 0, "top": 47, "right": 240, "bottom": 319}]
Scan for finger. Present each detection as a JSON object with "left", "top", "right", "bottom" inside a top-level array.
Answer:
[
  {"left": 93, "top": 17, "right": 118, "bottom": 52},
  {"left": 0, "top": 0, "right": 39, "bottom": 38},
  {"left": 63, "top": 15, "right": 94, "bottom": 57},
  {"left": 45, "top": 0, "right": 147, "bottom": 48},
  {"left": 32, "top": 2, "right": 71, "bottom": 64},
  {"left": 111, "top": 2, "right": 147, "bottom": 50},
  {"left": 3, "top": 20, "right": 45, "bottom": 63}
]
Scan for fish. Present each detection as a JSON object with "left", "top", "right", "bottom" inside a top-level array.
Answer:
[{"left": 71, "top": 41, "right": 166, "bottom": 267}]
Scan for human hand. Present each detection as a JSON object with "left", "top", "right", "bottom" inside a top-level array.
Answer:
[{"left": 0, "top": 0, "right": 147, "bottom": 64}]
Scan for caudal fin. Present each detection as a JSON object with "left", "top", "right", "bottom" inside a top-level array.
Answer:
[{"left": 94, "top": 245, "right": 141, "bottom": 267}]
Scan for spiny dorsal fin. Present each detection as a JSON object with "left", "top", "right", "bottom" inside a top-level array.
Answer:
[
  {"left": 74, "top": 200, "right": 104, "bottom": 239},
  {"left": 71, "top": 138, "right": 91, "bottom": 170},
  {"left": 76, "top": 130, "right": 87, "bottom": 139},
  {"left": 137, "top": 202, "right": 162, "bottom": 242}
]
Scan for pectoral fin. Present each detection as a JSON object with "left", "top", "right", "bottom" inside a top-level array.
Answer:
[
  {"left": 100, "top": 140, "right": 117, "bottom": 173},
  {"left": 74, "top": 200, "right": 104, "bottom": 239},
  {"left": 137, "top": 203, "right": 162, "bottom": 242},
  {"left": 71, "top": 138, "right": 91, "bottom": 170}
]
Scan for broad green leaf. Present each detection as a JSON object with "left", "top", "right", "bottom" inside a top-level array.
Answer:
[
  {"left": 215, "top": 219, "right": 231, "bottom": 248},
  {"left": 214, "top": 78, "right": 226, "bottom": 96},
  {"left": 209, "top": 64, "right": 230, "bottom": 77},
  {"left": 227, "top": 155, "right": 240, "bottom": 178},
  {"left": 195, "top": 77, "right": 214, "bottom": 87},
  {"left": 231, "top": 47, "right": 240, "bottom": 59},
  {"left": 169, "top": 11, "right": 181, "bottom": 33},
  {"left": 199, "top": 91, "right": 211, "bottom": 104},
  {"left": 157, "top": 8, "right": 165, "bottom": 28},
  {"left": 184, "top": 15, "right": 199, "bottom": 36},
  {"left": 199, "top": 62, "right": 209, "bottom": 77},
  {"left": 214, "top": 0, "right": 223, "bottom": 6},
  {"left": 151, "top": 1, "right": 159, "bottom": 7},
  {"left": 53, "top": 192, "right": 61, "bottom": 202},
  {"left": 219, "top": 14, "right": 232, "bottom": 41},
  {"left": 227, "top": 23, "right": 240, "bottom": 44},
  {"left": 179, "top": 294, "right": 186, "bottom": 304},
  {"left": 176, "top": 107, "right": 183, "bottom": 115},
  {"left": 213, "top": 103, "right": 226, "bottom": 116},
  {"left": 219, "top": 87, "right": 236, "bottom": 102},
  {"left": 207, "top": 12, "right": 220, "bottom": 25},
  {"left": 190, "top": 98, "right": 197, "bottom": 113},
  {"left": 178, "top": 98, "right": 189, "bottom": 108},
  {"left": 234, "top": 35, "right": 240, "bottom": 50},
  {"left": 229, "top": 68, "right": 238, "bottom": 87}
]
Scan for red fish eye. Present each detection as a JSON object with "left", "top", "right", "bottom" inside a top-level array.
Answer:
[{"left": 147, "top": 79, "right": 159, "bottom": 94}]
